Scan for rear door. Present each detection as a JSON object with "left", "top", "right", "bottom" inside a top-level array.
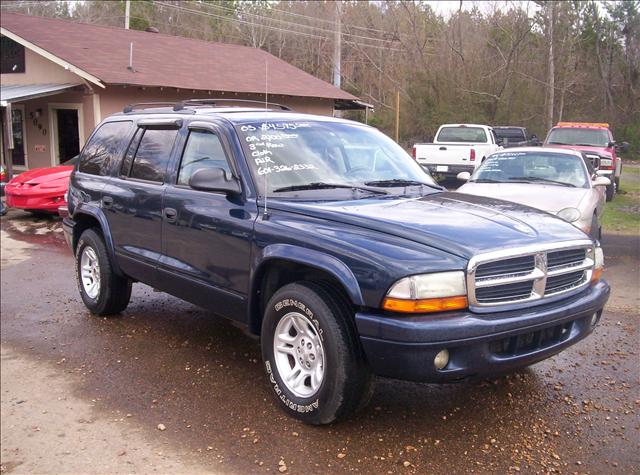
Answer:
[
  {"left": 104, "top": 119, "right": 181, "bottom": 285},
  {"left": 159, "top": 121, "right": 256, "bottom": 321}
]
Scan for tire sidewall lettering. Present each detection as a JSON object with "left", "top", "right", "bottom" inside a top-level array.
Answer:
[
  {"left": 264, "top": 360, "right": 319, "bottom": 413},
  {"left": 273, "top": 298, "right": 324, "bottom": 342}
]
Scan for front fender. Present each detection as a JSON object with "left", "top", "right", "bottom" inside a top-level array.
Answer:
[
  {"left": 255, "top": 244, "right": 365, "bottom": 306},
  {"left": 72, "top": 203, "right": 123, "bottom": 276}
]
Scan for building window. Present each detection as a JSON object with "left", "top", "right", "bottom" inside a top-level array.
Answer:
[{"left": 1, "top": 37, "right": 26, "bottom": 74}]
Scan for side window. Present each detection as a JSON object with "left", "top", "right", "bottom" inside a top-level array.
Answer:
[
  {"left": 121, "top": 128, "right": 143, "bottom": 177},
  {"left": 79, "top": 121, "right": 132, "bottom": 175},
  {"left": 178, "top": 129, "right": 231, "bottom": 186},
  {"left": 129, "top": 128, "right": 178, "bottom": 183}
]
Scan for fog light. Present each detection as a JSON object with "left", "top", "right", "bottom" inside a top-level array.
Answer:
[{"left": 434, "top": 349, "right": 449, "bottom": 370}]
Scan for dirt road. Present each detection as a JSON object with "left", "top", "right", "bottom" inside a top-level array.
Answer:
[{"left": 1, "top": 211, "right": 638, "bottom": 474}]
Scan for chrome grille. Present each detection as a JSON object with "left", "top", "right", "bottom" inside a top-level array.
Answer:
[{"left": 468, "top": 241, "right": 594, "bottom": 308}]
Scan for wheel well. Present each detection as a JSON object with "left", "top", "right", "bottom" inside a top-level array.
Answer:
[
  {"left": 72, "top": 213, "right": 102, "bottom": 251},
  {"left": 249, "top": 259, "right": 354, "bottom": 335}
]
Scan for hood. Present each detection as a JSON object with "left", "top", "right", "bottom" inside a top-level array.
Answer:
[
  {"left": 10, "top": 165, "right": 73, "bottom": 185},
  {"left": 457, "top": 183, "right": 590, "bottom": 214},
  {"left": 547, "top": 144, "right": 612, "bottom": 157},
  {"left": 269, "top": 192, "right": 588, "bottom": 259}
]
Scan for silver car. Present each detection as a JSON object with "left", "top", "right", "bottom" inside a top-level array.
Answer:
[{"left": 456, "top": 147, "right": 610, "bottom": 240}]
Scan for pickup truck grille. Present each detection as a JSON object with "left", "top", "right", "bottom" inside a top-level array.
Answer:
[{"left": 468, "top": 241, "right": 594, "bottom": 308}]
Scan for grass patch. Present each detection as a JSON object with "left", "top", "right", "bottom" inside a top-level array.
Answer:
[{"left": 602, "top": 166, "right": 640, "bottom": 234}]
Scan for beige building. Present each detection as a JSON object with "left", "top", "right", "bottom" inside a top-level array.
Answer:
[{"left": 1, "top": 13, "right": 364, "bottom": 174}]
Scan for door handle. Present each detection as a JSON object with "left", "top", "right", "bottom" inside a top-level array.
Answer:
[
  {"left": 163, "top": 207, "right": 178, "bottom": 223},
  {"left": 102, "top": 196, "right": 113, "bottom": 208},
  {"left": 439, "top": 146, "right": 447, "bottom": 151}
]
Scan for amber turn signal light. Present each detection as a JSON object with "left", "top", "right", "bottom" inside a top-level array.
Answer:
[
  {"left": 591, "top": 267, "right": 603, "bottom": 283},
  {"left": 382, "top": 296, "right": 468, "bottom": 314}
]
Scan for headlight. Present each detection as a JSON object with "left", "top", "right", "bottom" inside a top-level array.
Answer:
[
  {"left": 600, "top": 158, "right": 613, "bottom": 167},
  {"left": 382, "top": 271, "right": 468, "bottom": 313},
  {"left": 557, "top": 207, "right": 581, "bottom": 223},
  {"left": 591, "top": 246, "right": 604, "bottom": 283}
]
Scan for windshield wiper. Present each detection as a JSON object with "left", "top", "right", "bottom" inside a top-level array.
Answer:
[
  {"left": 547, "top": 141, "right": 568, "bottom": 145},
  {"left": 469, "top": 178, "right": 506, "bottom": 183},
  {"left": 364, "top": 179, "right": 442, "bottom": 190},
  {"left": 508, "top": 176, "right": 576, "bottom": 187},
  {"left": 272, "top": 182, "right": 387, "bottom": 194}
]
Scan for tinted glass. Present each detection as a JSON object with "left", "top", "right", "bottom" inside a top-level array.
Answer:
[
  {"left": 121, "top": 128, "right": 142, "bottom": 176},
  {"left": 494, "top": 128, "right": 526, "bottom": 141},
  {"left": 236, "top": 120, "right": 436, "bottom": 197},
  {"left": 79, "top": 121, "right": 132, "bottom": 175},
  {"left": 129, "top": 129, "right": 178, "bottom": 182},
  {"left": 436, "top": 127, "right": 487, "bottom": 143},
  {"left": 472, "top": 151, "right": 589, "bottom": 188},
  {"left": 178, "top": 130, "right": 231, "bottom": 186}
]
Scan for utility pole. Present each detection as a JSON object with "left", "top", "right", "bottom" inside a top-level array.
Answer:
[
  {"left": 333, "top": 1, "right": 341, "bottom": 89},
  {"left": 546, "top": 1, "right": 555, "bottom": 131},
  {"left": 125, "top": 0, "right": 131, "bottom": 30},
  {"left": 395, "top": 91, "right": 400, "bottom": 143}
]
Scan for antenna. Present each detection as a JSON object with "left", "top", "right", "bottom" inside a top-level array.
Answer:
[
  {"left": 263, "top": 59, "right": 269, "bottom": 217},
  {"left": 128, "top": 42, "right": 134, "bottom": 71}
]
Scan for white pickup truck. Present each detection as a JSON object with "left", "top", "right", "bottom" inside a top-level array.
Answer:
[{"left": 413, "top": 124, "right": 502, "bottom": 177}]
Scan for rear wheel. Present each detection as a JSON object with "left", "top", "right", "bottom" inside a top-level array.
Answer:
[
  {"left": 261, "top": 281, "right": 371, "bottom": 425},
  {"left": 75, "top": 228, "right": 131, "bottom": 315}
]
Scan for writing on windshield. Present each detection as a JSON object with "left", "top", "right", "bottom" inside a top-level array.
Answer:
[{"left": 236, "top": 120, "right": 434, "bottom": 196}]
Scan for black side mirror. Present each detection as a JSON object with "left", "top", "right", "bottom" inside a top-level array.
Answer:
[
  {"left": 607, "top": 141, "right": 616, "bottom": 148},
  {"left": 189, "top": 167, "right": 241, "bottom": 194}
]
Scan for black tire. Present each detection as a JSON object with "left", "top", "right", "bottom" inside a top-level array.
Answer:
[
  {"left": 614, "top": 176, "right": 620, "bottom": 193},
  {"left": 75, "top": 228, "right": 131, "bottom": 315},
  {"left": 605, "top": 182, "right": 615, "bottom": 201},
  {"left": 589, "top": 214, "right": 600, "bottom": 241},
  {"left": 261, "top": 281, "right": 371, "bottom": 425}
]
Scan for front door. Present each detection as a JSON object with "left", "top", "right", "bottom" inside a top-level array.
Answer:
[
  {"left": 159, "top": 124, "right": 256, "bottom": 321},
  {"left": 50, "top": 105, "right": 81, "bottom": 165},
  {"left": 11, "top": 105, "right": 27, "bottom": 169}
]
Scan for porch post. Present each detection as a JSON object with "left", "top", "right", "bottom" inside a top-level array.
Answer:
[{"left": 2, "top": 104, "right": 14, "bottom": 179}]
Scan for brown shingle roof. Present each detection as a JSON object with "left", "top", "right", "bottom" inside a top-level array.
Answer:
[{"left": 1, "top": 13, "right": 357, "bottom": 101}]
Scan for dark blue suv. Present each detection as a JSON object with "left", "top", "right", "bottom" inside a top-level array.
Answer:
[{"left": 63, "top": 101, "right": 609, "bottom": 424}]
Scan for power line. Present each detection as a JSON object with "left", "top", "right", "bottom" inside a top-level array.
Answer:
[
  {"left": 185, "top": 0, "right": 399, "bottom": 44},
  {"left": 151, "top": 1, "right": 403, "bottom": 52}
]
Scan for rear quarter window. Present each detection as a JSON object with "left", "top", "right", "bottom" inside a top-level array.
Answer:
[{"left": 79, "top": 121, "right": 132, "bottom": 175}]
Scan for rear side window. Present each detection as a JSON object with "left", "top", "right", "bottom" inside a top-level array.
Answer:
[
  {"left": 79, "top": 121, "right": 132, "bottom": 175},
  {"left": 178, "top": 130, "right": 231, "bottom": 186},
  {"left": 128, "top": 129, "right": 178, "bottom": 183}
]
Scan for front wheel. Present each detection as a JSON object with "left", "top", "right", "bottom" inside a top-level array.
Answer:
[
  {"left": 75, "top": 228, "right": 132, "bottom": 315},
  {"left": 261, "top": 282, "right": 371, "bottom": 425},
  {"left": 605, "top": 182, "right": 615, "bottom": 201}
]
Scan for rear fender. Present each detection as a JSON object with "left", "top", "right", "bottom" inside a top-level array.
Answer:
[{"left": 72, "top": 204, "right": 123, "bottom": 276}]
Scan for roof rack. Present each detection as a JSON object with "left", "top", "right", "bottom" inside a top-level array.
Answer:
[
  {"left": 173, "top": 98, "right": 291, "bottom": 111},
  {"left": 123, "top": 99, "right": 292, "bottom": 114}
]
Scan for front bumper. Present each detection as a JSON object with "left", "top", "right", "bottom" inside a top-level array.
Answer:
[
  {"left": 5, "top": 187, "right": 67, "bottom": 212},
  {"left": 356, "top": 280, "right": 609, "bottom": 382}
]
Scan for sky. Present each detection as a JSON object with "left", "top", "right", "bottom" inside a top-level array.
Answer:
[{"left": 424, "top": 0, "right": 542, "bottom": 18}]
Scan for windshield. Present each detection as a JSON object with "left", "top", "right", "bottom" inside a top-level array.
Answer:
[
  {"left": 471, "top": 151, "right": 589, "bottom": 188},
  {"left": 494, "top": 128, "right": 526, "bottom": 141},
  {"left": 436, "top": 127, "right": 487, "bottom": 143},
  {"left": 546, "top": 128, "right": 609, "bottom": 147},
  {"left": 236, "top": 120, "right": 438, "bottom": 197}
]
